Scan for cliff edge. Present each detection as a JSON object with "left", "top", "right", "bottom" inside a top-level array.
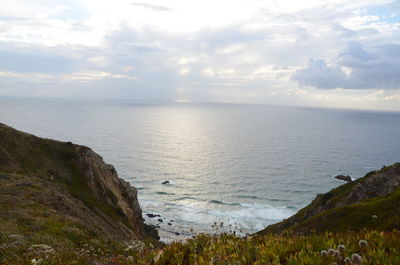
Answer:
[
  {"left": 259, "top": 163, "right": 400, "bottom": 235},
  {"left": 0, "top": 123, "right": 158, "bottom": 248}
]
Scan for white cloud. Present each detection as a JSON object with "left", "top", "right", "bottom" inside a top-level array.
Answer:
[{"left": 0, "top": 0, "right": 399, "bottom": 110}]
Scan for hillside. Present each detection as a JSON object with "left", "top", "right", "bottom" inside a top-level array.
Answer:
[
  {"left": 0, "top": 123, "right": 159, "bottom": 263},
  {"left": 259, "top": 163, "right": 400, "bottom": 235}
]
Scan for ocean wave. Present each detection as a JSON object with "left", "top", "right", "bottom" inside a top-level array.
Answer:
[
  {"left": 173, "top": 196, "right": 197, "bottom": 201},
  {"left": 157, "top": 201, "right": 292, "bottom": 228},
  {"left": 208, "top": 200, "right": 240, "bottom": 206},
  {"left": 235, "top": 195, "right": 264, "bottom": 200},
  {"left": 155, "top": 191, "right": 175, "bottom": 195}
]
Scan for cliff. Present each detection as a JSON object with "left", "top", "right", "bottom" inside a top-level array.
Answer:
[
  {"left": 259, "top": 163, "right": 400, "bottom": 235},
  {"left": 0, "top": 123, "right": 158, "bottom": 248}
]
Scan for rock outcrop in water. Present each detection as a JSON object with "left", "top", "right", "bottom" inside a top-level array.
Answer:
[
  {"left": 259, "top": 163, "right": 400, "bottom": 235},
  {"left": 0, "top": 123, "right": 158, "bottom": 244},
  {"left": 334, "top": 174, "right": 352, "bottom": 182}
]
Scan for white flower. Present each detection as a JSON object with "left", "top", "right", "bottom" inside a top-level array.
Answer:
[
  {"left": 344, "top": 257, "right": 353, "bottom": 265},
  {"left": 358, "top": 240, "right": 368, "bottom": 248},
  {"left": 337, "top": 244, "right": 345, "bottom": 253},
  {"left": 328, "top": 248, "right": 335, "bottom": 256},
  {"left": 31, "top": 258, "right": 42, "bottom": 265},
  {"left": 351, "top": 253, "right": 363, "bottom": 264}
]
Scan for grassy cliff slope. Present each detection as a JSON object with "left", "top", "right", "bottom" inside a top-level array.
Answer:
[
  {"left": 259, "top": 163, "right": 400, "bottom": 235},
  {"left": 0, "top": 123, "right": 158, "bottom": 264}
]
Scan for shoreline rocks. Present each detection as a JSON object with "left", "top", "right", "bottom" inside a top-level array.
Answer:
[{"left": 334, "top": 175, "right": 352, "bottom": 182}]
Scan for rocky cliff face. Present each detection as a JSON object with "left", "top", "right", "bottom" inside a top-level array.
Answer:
[
  {"left": 0, "top": 123, "right": 158, "bottom": 243},
  {"left": 260, "top": 163, "right": 400, "bottom": 235},
  {"left": 73, "top": 146, "right": 146, "bottom": 238}
]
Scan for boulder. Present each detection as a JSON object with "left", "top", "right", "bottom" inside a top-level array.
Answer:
[{"left": 334, "top": 175, "right": 352, "bottom": 182}]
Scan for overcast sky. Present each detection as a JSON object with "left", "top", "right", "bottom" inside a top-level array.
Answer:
[{"left": 0, "top": 0, "right": 399, "bottom": 110}]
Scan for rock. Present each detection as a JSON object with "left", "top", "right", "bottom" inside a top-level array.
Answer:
[
  {"left": 157, "top": 219, "right": 163, "bottom": 222},
  {"left": 7, "top": 234, "right": 25, "bottom": 246},
  {"left": 144, "top": 224, "right": 160, "bottom": 240},
  {"left": 334, "top": 175, "right": 352, "bottom": 182},
  {"left": 161, "top": 180, "right": 170, "bottom": 185},
  {"left": 174, "top": 232, "right": 180, "bottom": 236},
  {"left": 8, "top": 234, "right": 24, "bottom": 241},
  {"left": 146, "top": 213, "right": 161, "bottom": 218},
  {"left": 28, "top": 244, "right": 55, "bottom": 255},
  {"left": 167, "top": 223, "right": 172, "bottom": 226}
]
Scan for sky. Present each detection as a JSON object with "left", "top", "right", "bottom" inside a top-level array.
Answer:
[{"left": 0, "top": 0, "right": 400, "bottom": 110}]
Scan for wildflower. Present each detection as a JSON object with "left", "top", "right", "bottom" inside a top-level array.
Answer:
[
  {"left": 344, "top": 257, "right": 353, "bottom": 265},
  {"left": 320, "top": 250, "right": 328, "bottom": 257},
  {"left": 31, "top": 258, "right": 42, "bottom": 265},
  {"left": 358, "top": 240, "right": 368, "bottom": 248},
  {"left": 337, "top": 244, "right": 345, "bottom": 254},
  {"left": 351, "top": 253, "right": 363, "bottom": 264},
  {"left": 333, "top": 250, "right": 340, "bottom": 258},
  {"left": 327, "top": 248, "right": 335, "bottom": 256}
]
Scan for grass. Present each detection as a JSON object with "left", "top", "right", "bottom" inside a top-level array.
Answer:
[
  {"left": 291, "top": 187, "right": 400, "bottom": 233},
  {"left": 1, "top": 230, "right": 399, "bottom": 264}
]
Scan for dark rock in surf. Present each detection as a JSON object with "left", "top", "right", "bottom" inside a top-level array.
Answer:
[
  {"left": 144, "top": 224, "right": 160, "bottom": 240},
  {"left": 146, "top": 213, "right": 161, "bottom": 218},
  {"left": 334, "top": 175, "right": 352, "bottom": 182},
  {"left": 161, "top": 180, "right": 170, "bottom": 185}
]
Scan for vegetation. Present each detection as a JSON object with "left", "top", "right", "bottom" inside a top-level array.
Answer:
[
  {"left": 1, "top": 229, "right": 400, "bottom": 264},
  {"left": 261, "top": 163, "right": 400, "bottom": 235}
]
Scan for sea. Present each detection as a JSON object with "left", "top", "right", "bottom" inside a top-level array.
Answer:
[{"left": 1, "top": 97, "right": 400, "bottom": 242}]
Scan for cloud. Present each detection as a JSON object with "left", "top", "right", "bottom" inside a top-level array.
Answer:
[
  {"left": 293, "top": 58, "right": 347, "bottom": 89},
  {"left": 293, "top": 41, "right": 400, "bottom": 89},
  {"left": 131, "top": 3, "right": 171, "bottom": 12},
  {"left": 0, "top": 0, "right": 400, "bottom": 110}
]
